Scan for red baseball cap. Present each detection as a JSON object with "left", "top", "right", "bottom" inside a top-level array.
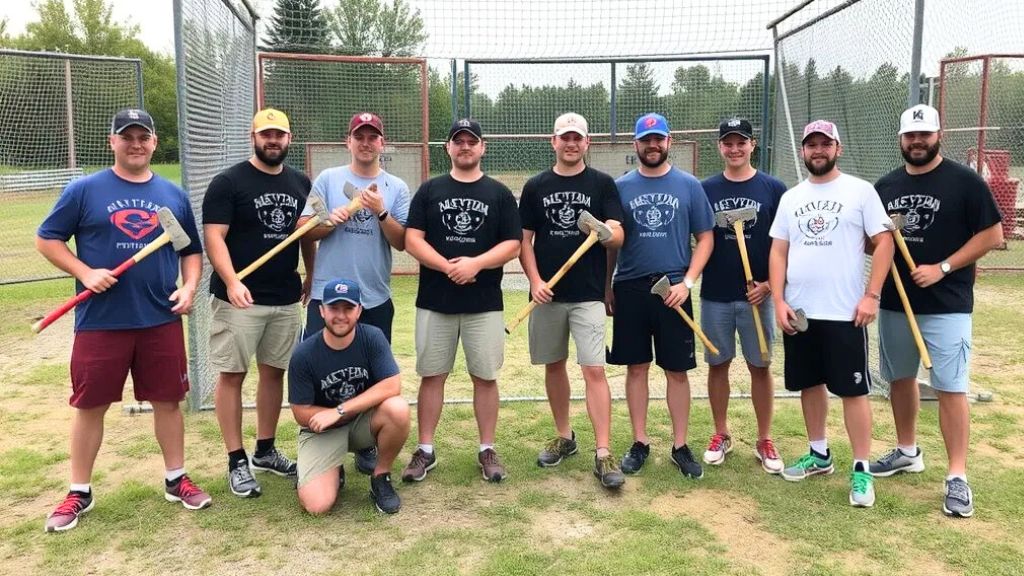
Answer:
[{"left": 348, "top": 112, "right": 384, "bottom": 136}]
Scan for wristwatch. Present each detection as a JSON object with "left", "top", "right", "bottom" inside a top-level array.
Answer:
[
  {"left": 336, "top": 404, "right": 346, "bottom": 418},
  {"left": 377, "top": 209, "right": 389, "bottom": 221},
  {"left": 940, "top": 261, "right": 952, "bottom": 275},
  {"left": 682, "top": 277, "right": 695, "bottom": 289}
]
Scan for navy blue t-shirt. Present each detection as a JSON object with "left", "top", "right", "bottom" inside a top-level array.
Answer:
[
  {"left": 36, "top": 169, "right": 202, "bottom": 331},
  {"left": 700, "top": 171, "right": 787, "bottom": 302},
  {"left": 288, "top": 324, "right": 400, "bottom": 409}
]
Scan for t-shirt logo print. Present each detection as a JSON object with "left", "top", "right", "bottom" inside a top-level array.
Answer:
[
  {"left": 439, "top": 198, "right": 488, "bottom": 236},
  {"left": 320, "top": 366, "right": 369, "bottom": 404},
  {"left": 542, "top": 191, "right": 591, "bottom": 231},
  {"left": 887, "top": 195, "right": 941, "bottom": 235},
  {"left": 795, "top": 200, "right": 843, "bottom": 243},
  {"left": 110, "top": 208, "right": 159, "bottom": 240},
  {"left": 629, "top": 193, "right": 677, "bottom": 232},
  {"left": 254, "top": 193, "right": 299, "bottom": 233}
]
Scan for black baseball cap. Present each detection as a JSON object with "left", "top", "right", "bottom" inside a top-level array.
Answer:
[
  {"left": 719, "top": 117, "right": 753, "bottom": 140},
  {"left": 448, "top": 118, "right": 483, "bottom": 141},
  {"left": 111, "top": 108, "right": 155, "bottom": 135}
]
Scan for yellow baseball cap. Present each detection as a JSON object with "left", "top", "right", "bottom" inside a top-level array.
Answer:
[{"left": 252, "top": 108, "right": 291, "bottom": 133}]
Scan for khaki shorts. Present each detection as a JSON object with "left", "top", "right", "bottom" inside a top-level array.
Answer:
[
  {"left": 528, "top": 301, "right": 606, "bottom": 366},
  {"left": 297, "top": 409, "right": 376, "bottom": 487},
  {"left": 209, "top": 298, "right": 300, "bottom": 372},
  {"left": 415, "top": 308, "right": 504, "bottom": 380}
]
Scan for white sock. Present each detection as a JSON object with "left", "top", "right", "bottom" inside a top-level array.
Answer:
[
  {"left": 853, "top": 460, "right": 869, "bottom": 473},
  {"left": 946, "top": 473, "right": 967, "bottom": 482},
  {"left": 897, "top": 444, "right": 918, "bottom": 457},
  {"left": 69, "top": 483, "right": 91, "bottom": 494},
  {"left": 165, "top": 468, "right": 186, "bottom": 483},
  {"left": 418, "top": 444, "right": 434, "bottom": 455},
  {"left": 479, "top": 443, "right": 494, "bottom": 453},
  {"left": 809, "top": 439, "right": 829, "bottom": 456}
]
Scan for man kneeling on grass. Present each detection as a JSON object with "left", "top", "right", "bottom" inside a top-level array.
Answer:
[{"left": 288, "top": 279, "right": 410, "bottom": 514}]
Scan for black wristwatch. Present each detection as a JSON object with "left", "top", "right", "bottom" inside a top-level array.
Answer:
[{"left": 377, "top": 209, "right": 389, "bottom": 222}]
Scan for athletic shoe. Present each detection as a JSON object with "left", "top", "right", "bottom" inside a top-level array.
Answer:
[
  {"left": 670, "top": 444, "right": 704, "bottom": 479},
  {"left": 478, "top": 448, "right": 507, "bottom": 482},
  {"left": 537, "top": 431, "right": 578, "bottom": 467},
  {"left": 755, "top": 438, "right": 784, "bottom": 474},
  {"left": 369, "top": 473, "right": 401, "bottom": 514},
  {"left": 165, "top": 475, "right": 212, "bottom": 510},
  {"left": 339, "top": 464, "right": 346, "bottom": 491},
  {"left": 943, "top": 478, "right": 974, "bottom": 518},
  {"left": 849, "top": 470, "right": 876, "bottom": 508},
  {"left": 782, "top": 451, "right": 834, "bottom": 482},
  {"left": 620, "top": 441, "right": 650, "bottom": 475},
  {"left": 703, "top": 433, "right": 733, "bottom": 465},
  {"left": 401, "top": 449, "right": 437, "bottom": 483},
  {"left": 44, "top": 490, "right": 94, "bottom": 533},
  {"left": 869, "top": 447, "right": 925, "bottom": 477},
  {"left": 228, "top": 459, "right": 262, "bottom": 497},
  {"left": 593, "top": 453, "right": 626, "bottom": 489},
  {"left": 355, "top": 446, "right": 378, "bottom": 476},
  {"left": 251, "top": 447, "right": 297, "bottom": 477}
]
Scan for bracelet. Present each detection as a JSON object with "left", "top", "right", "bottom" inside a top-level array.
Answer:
[{"left": 865, "top": 291, "right": 881, "bottom": 301}]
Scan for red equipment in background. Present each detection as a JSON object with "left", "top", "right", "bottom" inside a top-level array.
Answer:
[{"left": 967, "top": 148, "right": 1020, "bottom": 242}]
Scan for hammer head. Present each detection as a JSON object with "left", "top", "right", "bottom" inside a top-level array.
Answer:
[
  {"left": 886, "top": 213, "right": 907, "bottom": 232},
  {"left": 308, "top": 195, "right": 330, "bottom": 222},
  {"left": 576, "top": 210, "right": 612, "bottom": 242},
  {"left": 714, "top": 206, "right": 757, "bottom": 229},
  {"left": 156, "top": 207, "right": 191, "bottom": 251},
  {"left": 650, "top": 275, "right": 671, "bottom": 298}
]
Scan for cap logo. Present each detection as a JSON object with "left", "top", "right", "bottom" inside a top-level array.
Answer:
[
  {"left": 360, "top": 113, "right": 373, "bottom": 122},
  {"left": 128, "top": 110, "right": 140, "bottom": 120},
  {"left": 459, "top": 119, "right": 471, "bottom": 127},
  {"left": 267, "top": 112, "right": 276, "bottom": 120},
  {"left": 334, "top": 283, "right": 348, "bottom": 294},
  {"left": 913, "top": 109, "right": 924, "bottom": 121},
  {"left": 645, "top": 117, "right": 657, "bottom": 128},
  {"left": 728, "top": 119, "right": 741, "bottom": 127}
]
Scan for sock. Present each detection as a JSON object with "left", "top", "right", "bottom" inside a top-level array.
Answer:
[
  {"left": 898, "top": 444, "right": 918, "bottom": 457},
  {"left": 165, "top": 468, "right": 186, "bottom": 484},
  {"left": 228, "top": 448, "right": 248, "bottom": 469},
  {"left": 418, "top": 444, "right": 434, "bottom": 455},
  {"left": 854, "top": 460, "right": 869, "bottom": 473},
  {"left": 69, "top": 483, "right": 91, "bottom": 495},
  {"left": 595, "top": 447, "right": 611, "bottom": 458},
  {"left": 809, "top": 439, "right": 829, "bottom": 458},
  {"left": 254, "top": 437, "right": 275, "bottom": 457},
  {"left": 946, "top": 473, "right": 967, "bottom": 482},
  {"left": 479, "top": 443, "right": 494, "bottom": 453}
]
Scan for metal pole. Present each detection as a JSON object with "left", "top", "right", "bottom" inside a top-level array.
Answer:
[
  {"left": 610, "top": 62, "right": 617, "bottom": 143},
  {"left": 772, "top": 27, "right": 804, "bottom": 183},
  {"left": 908, "top": 0, "right": 925, "bottom": 106},
  {"left": 135, "top": 60, "right": 144, "bottom": 108},
  {"left": 760, "top": 56, "right": 770, "bottom": 171},
  {"left": 64, "top": 58, "right": 76, "bottom": 170},
  {"left": 450, "top": 59, "right": 458, "bottom": 122},
  {"left": 977, "top": 56, "right": 992, "bottom": 173},
  {"left": 463, "top": 60, "right": 471, "bottom": 119}
]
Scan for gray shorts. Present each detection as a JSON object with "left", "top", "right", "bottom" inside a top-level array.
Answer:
[
  {"left": 415, "top": 308, "right": 504, "bottom": 380},
  {"left": 528, "top": 301, "right": 606, "bottom": 366},
  {"left": 296, "top": 409, "right": 376, "bottom": 487},
  {"left": 878, "top": 310, "right": 972, "bottom": 393},
  {"left": 700, "top": 299, "right": 775, "bottom": 368},
  {"left": 209, "top": 298, "right": 301, "bottom": 372}
]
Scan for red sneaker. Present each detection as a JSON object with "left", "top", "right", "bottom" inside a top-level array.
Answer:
[
  {"left": 755, "top": 438, "right": 784, "bottom": 474},
  {"left": 45, "top": 491, "right": 94, "bottom": 533},
  {"left": 165, "top": 475, "right": 212, "bottom": 510}
]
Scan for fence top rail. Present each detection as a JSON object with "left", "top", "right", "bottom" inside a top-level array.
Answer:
[
  {"left": 0, "top": 48, "right": 142, "bottom": 64},
  {"left": 465, "top": 53, "right": 771, "bottom": 65},
  {"left": 941, "top": 53, "right": 1024, "bottom": 65},
  {"left": 258, "top": 52, "right": 426, "bottom": 65}
]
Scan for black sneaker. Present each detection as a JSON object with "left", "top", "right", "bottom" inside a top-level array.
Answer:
[
  {"left": 339, "top": 464, "right": 346, "bottom": 491},
  {"left": 671, "top": 444, "right": 704, "bottom": 479},
  {"left": 369, "top": 473, "right": 401, "bottom": 514},
  {"left": 620, "top": 441, "right": 650, "bottom": 475},
  {"left": 355, "top": 446, "right": 378, "bottom": 476},
  {"left": 537, "top": 431, "right": 578, "bottom": 467},
  {"left": 251, "top": 447, "right": 297, "bottom": 477},
  {"left": 228, "top": 459, "right": 262, "bottom": 498}
]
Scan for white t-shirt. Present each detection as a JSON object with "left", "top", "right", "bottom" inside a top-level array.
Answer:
[{"left": 769, "top": 172, "right": 890, "bottom": 321}]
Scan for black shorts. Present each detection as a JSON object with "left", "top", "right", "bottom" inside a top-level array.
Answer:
[
  {"left": 782, "top": 319, "right": 871, "bottom": 397},
  {"left": 607, "top": 276, "right": 696, "bottom": 372},
  {"left": 304, "top": 298, "right": 395, "bottom": 342}
]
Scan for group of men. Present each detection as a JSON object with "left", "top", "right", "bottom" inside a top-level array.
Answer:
[{"left": 37, "top": 100, "right": 1002, "bottom": 532}]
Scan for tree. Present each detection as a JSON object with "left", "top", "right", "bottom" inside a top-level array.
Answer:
[
  {"left": 263, "top": 0, "right": 332, "bottom": 54},
  {"left": 328, "top": 0, "right": 426, "bottom": 56},
  {"left": 617, "top": 63, "right": 661, "bottom": 133}
]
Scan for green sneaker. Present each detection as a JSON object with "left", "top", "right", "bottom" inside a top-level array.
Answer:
[
  {"left": 849, "top": 470, "right": 875, "bottom": 508},
  {"left": 781, "top": 451, "right": 834, "bottom": 482}
]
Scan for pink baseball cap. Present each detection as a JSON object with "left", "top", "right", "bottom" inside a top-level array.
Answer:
[{"left": 802, "top": 120, "right": 841, "bottom": 144}]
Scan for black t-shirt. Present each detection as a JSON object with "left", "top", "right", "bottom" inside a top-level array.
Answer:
[
  {"left": 406, "top": 174, "right": 522, "bottom": 314},
  {"left": 287, "top": 324, "right": 400, "bottom": 409},
  {"left": 519, "top": 167, "right": 623, "bottom": 302},
  {"left": 875, "top": 159, "right": 1002, "bottom": 314},
  {"left": 202, "top": 161, "right": 311, "bottom": 305}
]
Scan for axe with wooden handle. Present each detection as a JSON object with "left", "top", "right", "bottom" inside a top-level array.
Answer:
[
  {"left": 887, "top": 213, "right": 917, "bottom": 271},
  {"left": 884, "top": 214, "right": 932, "bottom": 367},
  {"left": 650, "top": 275, "right": 720, "bottom": 356},
  {"left": 342, "top": 181, "right": 377, "bottom": 215},
  {"left": 235, "top": 195, "right": 331, "bottom": 280},
  {"left": 714, "top": 206, "right": 768, "bottom": 362}
]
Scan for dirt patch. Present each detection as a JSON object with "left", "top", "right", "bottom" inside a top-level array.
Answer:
[
  {"left": 531, "top": 508, "right": 596, "bottom": 547},
  {"left": 0, "top": 316, "right": 73, "bottom": 381}
]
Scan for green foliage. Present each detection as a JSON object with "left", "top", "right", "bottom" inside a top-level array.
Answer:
[
  {"left": 263, "top": 0, "right": 332, "bottom": 54},
  {"left": 328, "top": 0, "right": 427, "bottom": 56}
]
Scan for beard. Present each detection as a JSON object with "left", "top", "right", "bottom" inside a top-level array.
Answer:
[
  {"left": 638, "top": 148, "right": 669, "bottom": 168},
  {"left": 254, "top": 143, "right": 289, "bottom": 166},
  {"left": 901, "top": 140, "right": 940, "bottom": 167},
  {"left": 325, "top": 320, "right": 355, "bottom": 339},
  {"left": 804, "top": 155, "right": 837, "bottom": 176}
]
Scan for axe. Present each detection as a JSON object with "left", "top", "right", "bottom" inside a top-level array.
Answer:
[
  {"left": 887, "top": 213, "right": 917, "bottom": 271},
  {"left": 342, "top": 181, "right": 377, "bottom": 215},
  {"left": 884, "top": 215, "right": 933, "bottom": 369},
  {"left": 505, "top": 210, "right": 611, "bottom": 334},
  {"left": 714, "top": 206, "right": 768, "bottom": 362},
  {"left": 651, "top": 275, "right": 720, "bottom": 356},
  {"left": 235, "top": 195, "right": 331, "bottom": 280},
  {"left": 33, "top": 207, "right": 191, "bottom": 334}
]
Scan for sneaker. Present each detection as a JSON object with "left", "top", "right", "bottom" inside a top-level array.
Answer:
[
  {"left": 869, "top": 447, "right": 925, "bottom": 477},
  {"left": 251, "top": 447, "right": 298, "bottom": 477},
  {"left": 782, "top": 451, "right": 834, "bottom": 482},
  {"left": 369, "top": 473, "right": 401, "bottom": 514},
  {"left": 593, "top": 453, "right": 626, "bottom": 489},
  {"left": 537, "top": 431, "right": 578, "bottom": 467},
  {"left": 943, "top": 478, "right": 974, "bottom": 518},
  {"left": 755, "top": 438, "right": 784, "bottom": 474},
  {"left": 228, "top": 459, "right": 262, "bottom": 497},
  {"left": 671, "top": 444, "right": 704, "bottom": 479},
  {"left": 478, "top": 448, "right": 507, "bottom": 482},
  {"left": 339, "top": 464, "right": 346, "bottom": 491},
  {"left": 401, "top": 449, "right": 437, "bottom": 483},
  {"left": 45, "top": 490, "right": 94, "bottom": 533},
  {"left": 620, "top": 441, "right": 650, "bottom": 475},
  {"left": 849, "top": 470, "right": 876, "bottom": 508},
  {"left": 355, "top": 446, "right": 378, "bottom": 476},
  {"left": 165, "top": 475, "right": 212, "bottom": 510},
  {"left": 703, "top": 433, "right": 733, "bottom": 465}
]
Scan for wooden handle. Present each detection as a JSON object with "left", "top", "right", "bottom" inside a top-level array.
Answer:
[
  {"left": 892, "top": 228, "right": 917, "bottom": 272},
  {"left": 346, "top": 197, "right": 364, "bottom": 214},
  {"left": 672, "top": 305, "right": 720, "bottom": 356},
  {"left": 505, "top": 300, "right": 538, "bottom": 334},
  {"left": 891, "top": 263, "right": 932, "bottom": 369},
  {"left": 237, "top": 217, "right": 323, "bottom": 280},
  {"left": 733, "top": 221, "right": 768, "bottom": 361}
]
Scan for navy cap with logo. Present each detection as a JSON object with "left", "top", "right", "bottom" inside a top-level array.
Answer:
[
  {"left": 448, "top": 118, "right": 483, "bottom": 141},
  {"left": 110, "top": 108, "right": 155, "bottom": 135},
  {"left": 719, "top": 117, "right": 753, "bottom": 140},
  {"left": 322, "top": 278, "right": 361, "bottom": 306}
]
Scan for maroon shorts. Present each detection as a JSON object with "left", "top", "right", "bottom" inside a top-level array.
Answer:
[{"left": 70, "top": 320, "right": 189, "bottom": 409}]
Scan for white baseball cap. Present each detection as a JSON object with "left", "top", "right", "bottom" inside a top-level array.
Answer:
[
  {"left": 899, "top": 104, "right": 940, "bottom": 135},
  {"left": 554, "top": 113, "right": 588, "bottom": 137}
]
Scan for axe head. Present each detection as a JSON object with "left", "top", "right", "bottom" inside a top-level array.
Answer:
[
  {"left": 714, "top": 206, "right": 757, "bottom": 229},
  {"left": 308, "top": 194, "right": 330, "bottom": 222},
  {"left": 576, "top": 210, "right": 612, "bottom": 242},
  {"left": 650, "top": 275, "right": 671, "bottom": 298},
  {"left": 156, "top": 207, "right": 191, "bottom": 251},
  {"left": 793, "top": 308, "right": 809, "bottom": 332},
  {"left": 886, "top": 213, "right": 907, "bottom": 232},
  {"left": 342, "top": 181, "right": 359, "bottom": 201}
]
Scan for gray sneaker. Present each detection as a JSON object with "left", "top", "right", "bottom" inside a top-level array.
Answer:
[
  {"left": 537, "top": 431, "right": 578, "bottom": 467},
  {"left": 251, "top": 447, "right": 297, "bottom": 477},
  {"left": 228, "top": 459, "right": 262, "bottom": 498},
  {"left": 943, "top": 478, "right": 974, "bottom": 518},
  {"left": 869, "top": 447, "right": 924, "bottom": 477}
]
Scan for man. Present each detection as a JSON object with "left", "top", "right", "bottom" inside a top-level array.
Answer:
[
  {"left": 401, "top": 118, "right": 521, "bottom": 483},
  {"left": 288, "top": 279, "right": 410, "bottom": 515},
  {"left": 202, "top": 108, "right": 310, "bottom": 498},
  {"left": 518, "top": 112, "right": 626, "bottom": 489},
  {"left": 699, "top": 118, "right": 787, "bottom": 473},
  {"left": 37, "top": 108, "right": 210, "bottom": 532},
  {"left": 870, "top": 104, "right": 1003, "bottom": 518},
  {"left": 606, "top": 113, "right": 715, "bottom": 479},
  {"left": 768, "top": 120, "right": 894, "bottom": 508}
]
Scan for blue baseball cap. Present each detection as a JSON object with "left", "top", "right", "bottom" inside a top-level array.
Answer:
[
  {"left": 322, "top": 279, "right": 361, "bottom": 306},
  {"left": 634, "top": 113, "right": 670, "bottom": 139}
]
